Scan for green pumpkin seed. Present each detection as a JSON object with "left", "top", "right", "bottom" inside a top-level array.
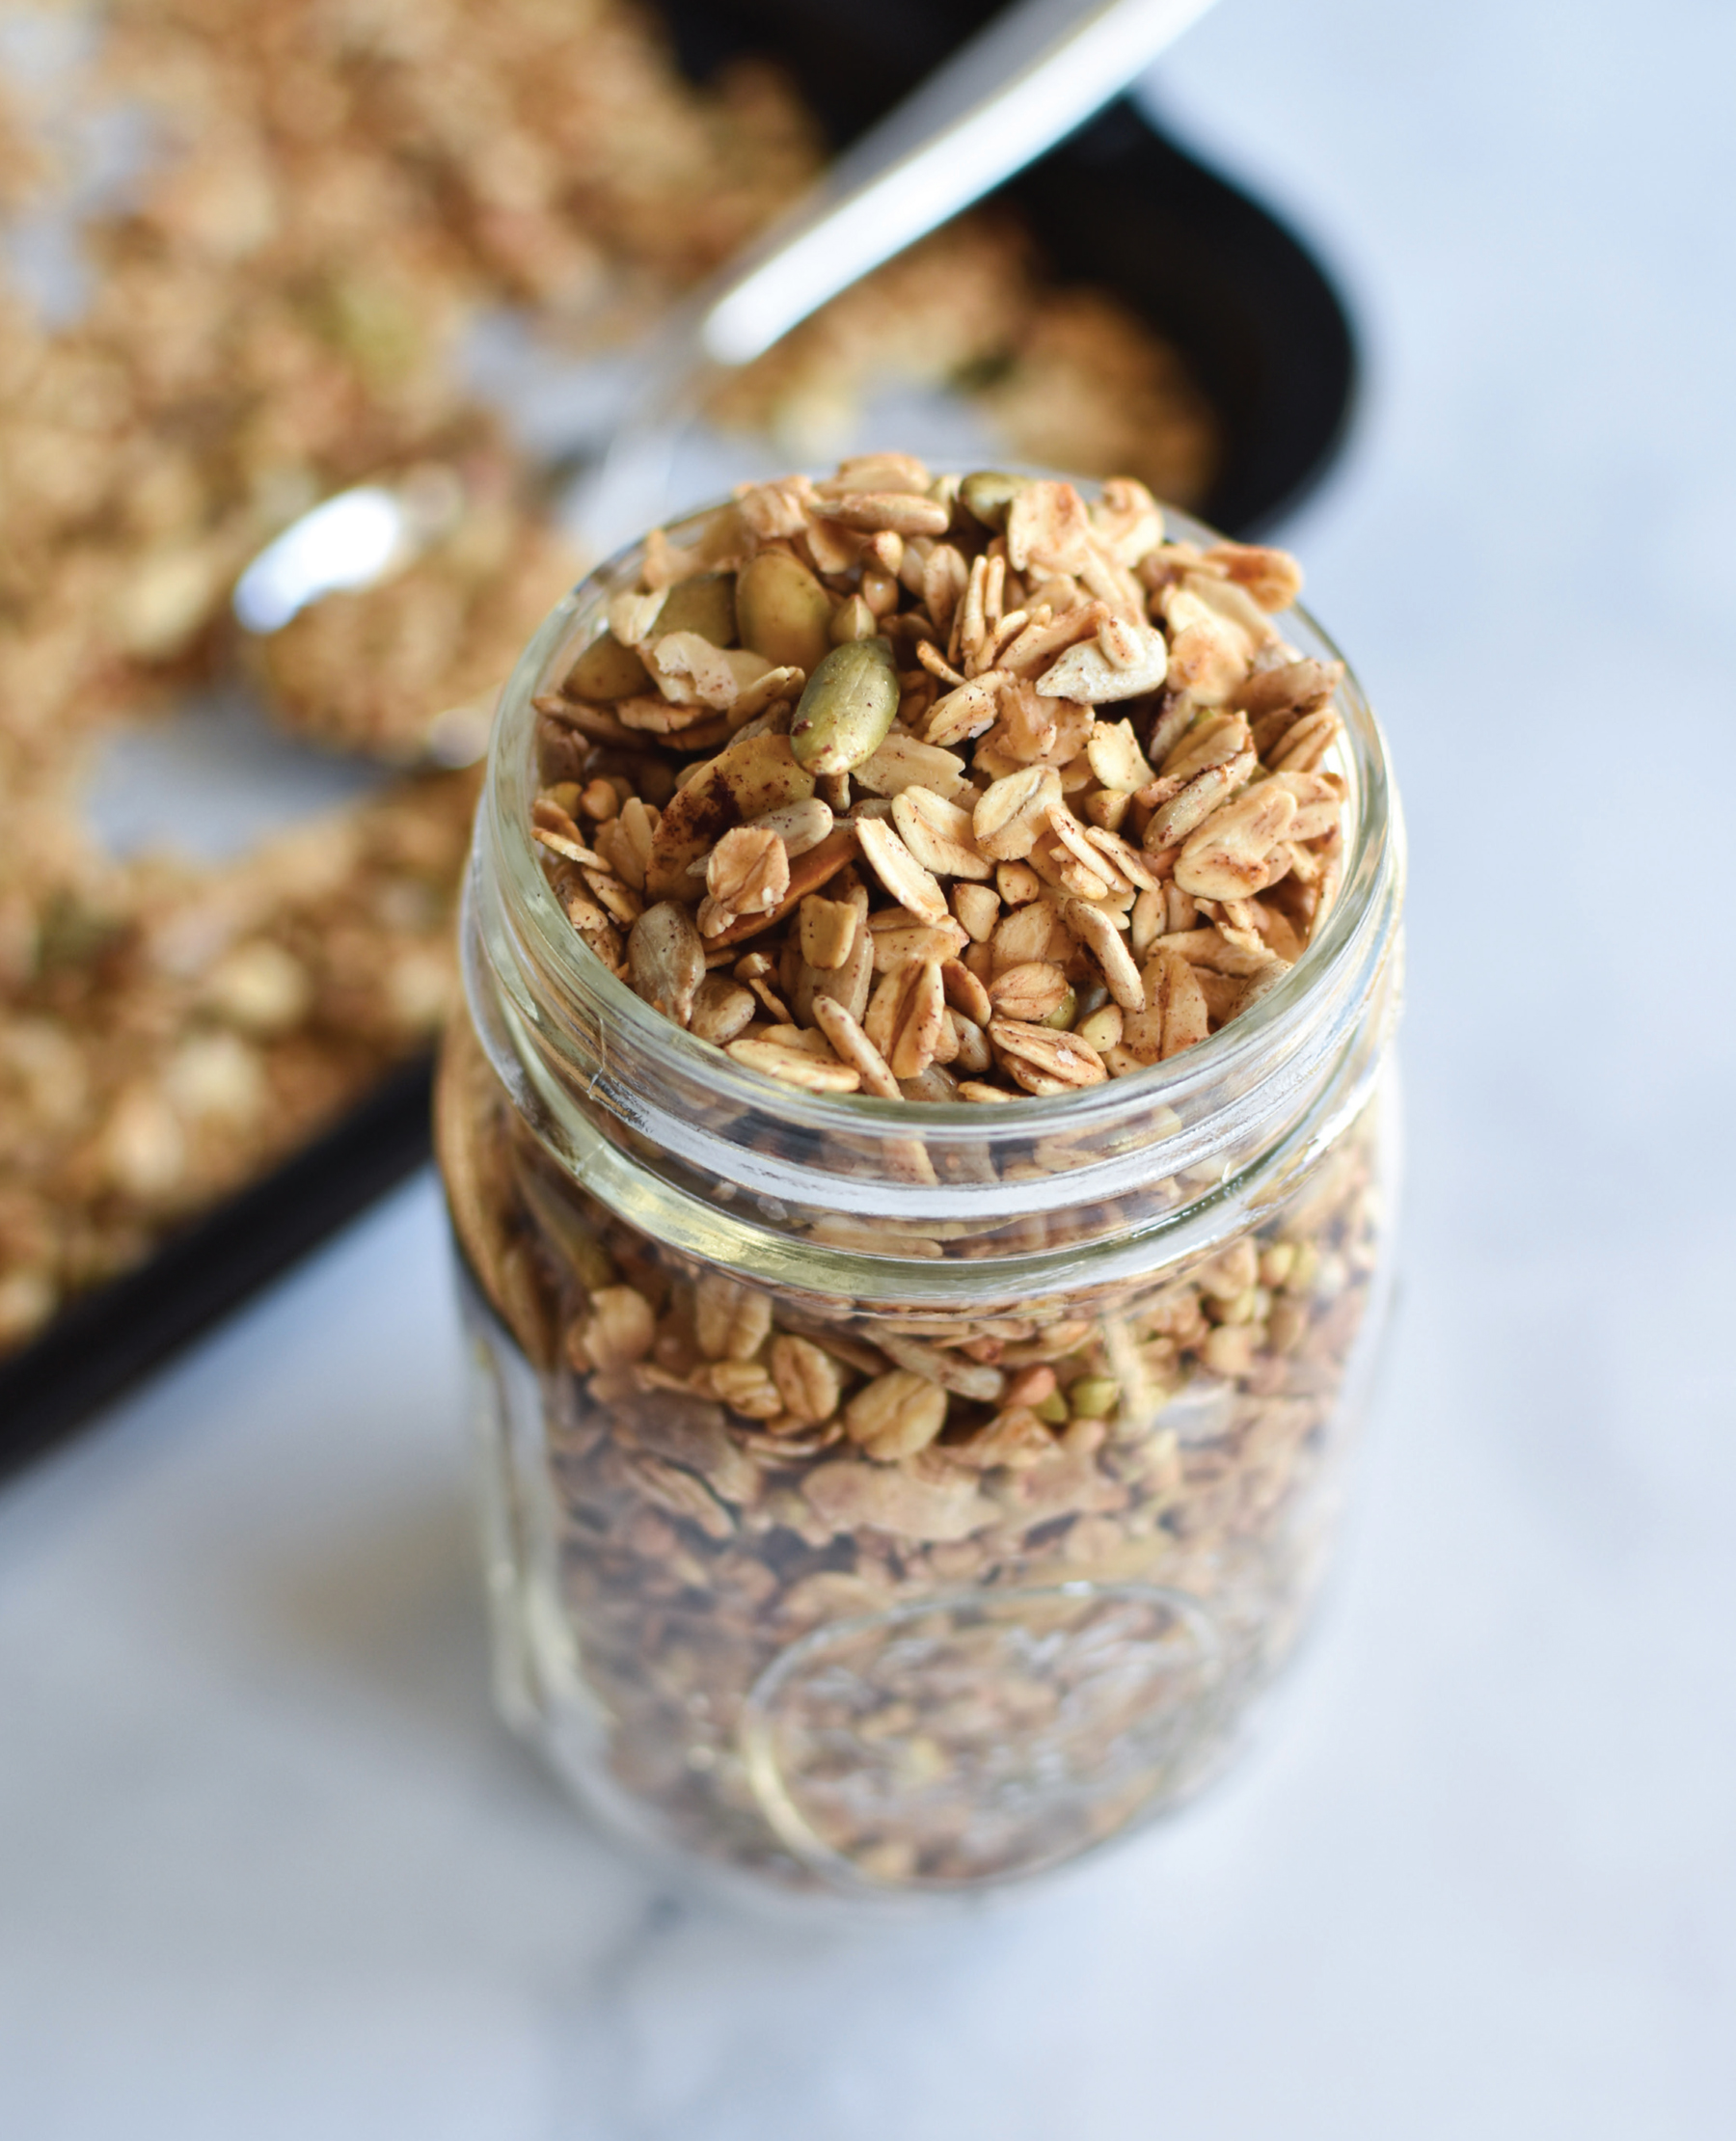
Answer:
[
  {"left": 960, "top": 470, "right": 1030, "bottom": 530},
  {"left": 654, "top": 570, "right": 736, "bottom": 646},
  {"left": 565, "top": 630, "right": 649, "bottom": 702},
  {"left": 736, "top": 551, "right": 832, "bottom": 674},
  {"left": 1067, "top": 1375, "right": 1121, "bottom": 1419},
  {"left": 788, "top": 637, "right": 899, "bottom": 776},
  {"left": 1044, "top": 986, "right": 1077, "bottom": 1031}
]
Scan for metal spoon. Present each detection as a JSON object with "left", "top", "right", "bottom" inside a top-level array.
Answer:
[{"left": 232, "top": 0, "right": 1219, "bottom": 637}]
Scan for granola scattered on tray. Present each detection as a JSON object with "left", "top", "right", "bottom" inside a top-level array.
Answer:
[
  {"left": 0, "top": 772, "right": 479, "bottom": 1352},
  {"left": 530, "top": 458, "right": 1344, "bottom": 1101},
  {"left": 0, "top": 0, "right": 1221, "bottom": 1361}
]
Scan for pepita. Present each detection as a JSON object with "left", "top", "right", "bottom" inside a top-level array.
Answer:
[
  {"left": 653, "top": 570, "right": 736, "bottom": 646},
  {"left": 565, "top": 630, "right": 650, "bottom": 702},
  {"left": 737, "top": 550, "right": 833, "bottom": 674},
  {"left": 959, "top": 471, "right": 1029, "bottom": 529},
  {"left": 788, "top": 637, "right": 900, "bottom": 775}
]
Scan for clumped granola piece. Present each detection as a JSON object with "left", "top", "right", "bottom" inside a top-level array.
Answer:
[{"left": 529, "top": 462, "right": 1345, "bottom": 1102}]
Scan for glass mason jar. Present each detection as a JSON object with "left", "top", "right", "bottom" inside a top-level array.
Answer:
[{"left": 436, "top": 500, "right": 1405, "bottom": 1903}]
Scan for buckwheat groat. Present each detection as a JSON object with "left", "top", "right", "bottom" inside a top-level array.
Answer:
[{"left": 439, "top": 462, "right": 1404, "bottom": 1896}]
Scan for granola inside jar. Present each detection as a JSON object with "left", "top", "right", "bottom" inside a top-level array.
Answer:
[{"left": 437, "top": 465, "right": 1404, "bottom": 1900}]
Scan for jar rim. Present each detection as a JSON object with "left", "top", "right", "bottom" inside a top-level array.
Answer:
[
  {"left": 468, "top": 489, "right": 1404, "bottom": 1262},
  {"left": 468, "top": 961, "right": 1392, "bottom": 1307}
]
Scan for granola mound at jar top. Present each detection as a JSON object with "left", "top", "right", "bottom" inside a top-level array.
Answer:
[
  {"left": 439, "top": 457, "right": 1405, "bottom": 1902},
  {"left": 524, "top": 456, "right": 1343, "bottom": 1111}
]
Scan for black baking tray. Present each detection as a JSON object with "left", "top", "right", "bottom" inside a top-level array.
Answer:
[
  {"left": 0, "top": 2, "right": 1356, "bottom": 1482},
  {"left": 666, "top": 0, "right": 1356, "bottom": 535},
  {"left": 0, "top": 1057, "right": 437, "bottom": 1484}
]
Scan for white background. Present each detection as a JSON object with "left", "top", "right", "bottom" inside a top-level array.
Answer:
[{"left": 5, "top": 0, "right": 1736, "bottom": 2131}]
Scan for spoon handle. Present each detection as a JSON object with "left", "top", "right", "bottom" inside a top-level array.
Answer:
[
  {"left": 236, "top": 0, "right": 1222, "bottom": 620},
  {"left": 655, "top": 0, "right": 1220, "bottom": 391}
]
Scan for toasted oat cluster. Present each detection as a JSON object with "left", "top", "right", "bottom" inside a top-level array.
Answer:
[{"left": 531, "top": 459, "right": 1346, "bottom": 1103}]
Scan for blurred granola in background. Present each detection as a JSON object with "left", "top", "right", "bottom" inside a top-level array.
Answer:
[{"left": 0, "top": 0, "right": 1219, "bottom": 1356}]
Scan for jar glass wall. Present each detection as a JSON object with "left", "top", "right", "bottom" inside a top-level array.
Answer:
[{"left": 437, "top": 501, "right": 1405, "bottom": 1901}]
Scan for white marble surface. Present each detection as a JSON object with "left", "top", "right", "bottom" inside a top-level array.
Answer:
[{"left": 6, "top": 0, "right": 1736, "bottom": 2131}]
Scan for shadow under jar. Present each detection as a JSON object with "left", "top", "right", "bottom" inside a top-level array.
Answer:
[{"left": 437, "top": 497, "right": 1405, "bottom": 1904}]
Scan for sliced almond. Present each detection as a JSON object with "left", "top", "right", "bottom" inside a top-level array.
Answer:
[{"left": 700, "top": 826, "right": 859, "bottom": 948}]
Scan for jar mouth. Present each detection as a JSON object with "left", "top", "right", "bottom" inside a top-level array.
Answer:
[{"left": 470, "top": 493, "right": 1404, "bottom": 1255}]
